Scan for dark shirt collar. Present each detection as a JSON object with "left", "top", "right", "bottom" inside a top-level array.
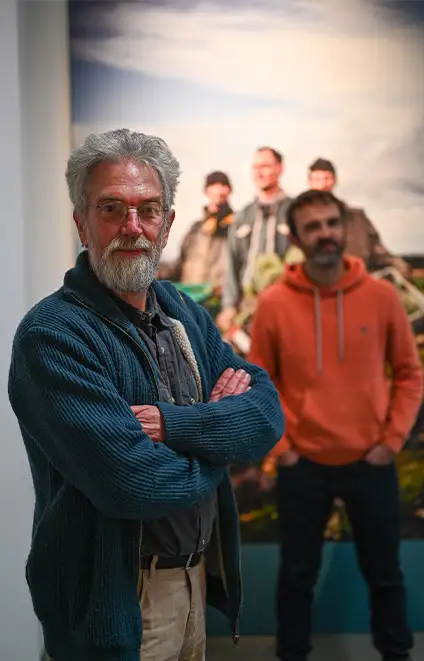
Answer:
[{"left": 110, "top": 287, "right": 172, "bottom": 330}]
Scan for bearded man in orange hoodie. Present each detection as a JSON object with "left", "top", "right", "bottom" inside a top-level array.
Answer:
[{"left": 249, "top": 189, "right": 423, "bottom": 661}]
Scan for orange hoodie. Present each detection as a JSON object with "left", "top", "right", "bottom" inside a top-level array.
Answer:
[{"left": 248, "top": 256, "right": 423, "bottom": 465}]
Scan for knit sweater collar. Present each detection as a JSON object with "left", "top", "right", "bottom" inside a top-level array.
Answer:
[{"left": 63, "top": 250, "right": 193, "bottom": 328}]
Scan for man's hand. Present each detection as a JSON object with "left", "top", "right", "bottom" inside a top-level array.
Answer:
[
  {"left": 216, "top": 307, "right": 237, "bottom": 333},
  {"left": 365, "top": 444, "right": 396, "bottom": 466},
  {"left": 209, "top": 368, "right": 251, "bottom": 403},
  {"left": 277, "top": 449, "right": 300, "bottom": 467},
  {"left": 131, "top": 405, "right": 165, "bottom": 442}
]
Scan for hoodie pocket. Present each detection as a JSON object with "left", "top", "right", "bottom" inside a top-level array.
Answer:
[{"left": 297, "top": 378, "right": 389, "bottom": 451}]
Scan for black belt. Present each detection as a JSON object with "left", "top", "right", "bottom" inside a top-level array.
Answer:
[{"left": 139, "top": 552, "right": 202, "bottom": 570}]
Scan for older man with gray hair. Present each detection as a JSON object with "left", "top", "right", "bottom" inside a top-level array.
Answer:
[{"left": 8, "top": 129, "right": 284, "bottom": 661}]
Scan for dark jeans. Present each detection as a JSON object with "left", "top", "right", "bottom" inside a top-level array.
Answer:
[{"left": 276, "top": 458, "right": 413, "bottom": 661}]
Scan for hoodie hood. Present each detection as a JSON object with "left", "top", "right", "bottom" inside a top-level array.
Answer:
[
  {"left": 283, "top": 254, "right": 366, "bottom": 295},
  {"left": 282, "top": 256, "right": 367, "bottom": 374}
]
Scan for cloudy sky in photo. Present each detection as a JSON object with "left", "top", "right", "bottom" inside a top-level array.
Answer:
[{"left": 69, "top": 0, "right": 424, "bottom": 259}]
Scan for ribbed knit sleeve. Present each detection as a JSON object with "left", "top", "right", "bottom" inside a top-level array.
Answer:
[
  {"left": 8, "top": 326, "right": 224, "bottom": 520},
  {"left": 157, "top": 295, "right": 285, "bottom": 465}
]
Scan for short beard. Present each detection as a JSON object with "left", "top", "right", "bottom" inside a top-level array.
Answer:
[
  {"left": 88, "top": 234, "right": 163, "bottom": 294},
  {"left": 308, "top": 240, "right": 344, "bottom": 269},
  {"left": 309, "top": 250, "right": 343, "bottom": 268}
]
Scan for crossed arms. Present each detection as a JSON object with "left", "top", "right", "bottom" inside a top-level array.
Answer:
[
  {"left": 9, "top": 297, "right": 284, "bottom": 521},
  {"left": 132, "top": 367, "right": 251, "bottom": 443}
]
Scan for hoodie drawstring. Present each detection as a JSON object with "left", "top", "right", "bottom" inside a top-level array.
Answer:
[
  {"left": 313, "top": 288, "right": 345, "bottom": 374},
  {"left": 337, "top": 290, "right": 344, "bottom": 362},
  {"left": 313, "top": 289, "right": 323, "bottom": 374}
]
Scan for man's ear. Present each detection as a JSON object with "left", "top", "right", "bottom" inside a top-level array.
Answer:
[
  {"left": 73, "top": 211, "right": 87, "bottom": 247},
  {"left": 161, "top": 209, "right": 175, "bottom": 248}
]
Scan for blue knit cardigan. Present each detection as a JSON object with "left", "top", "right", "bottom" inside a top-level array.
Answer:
[{"left": 8, "top": 251, "right": 284, "bottom": 661}]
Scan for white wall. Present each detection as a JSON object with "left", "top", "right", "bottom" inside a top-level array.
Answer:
[
  {"left": 0, "top": 1, "right": 74, "bottom": 659},
  {"left": 19, "top": 0, "right": 75, "bottom": 307}
]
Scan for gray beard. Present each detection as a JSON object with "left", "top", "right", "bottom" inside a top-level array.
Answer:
[{"left": 88, "top": 236, "right": 162, "bottom": 293}]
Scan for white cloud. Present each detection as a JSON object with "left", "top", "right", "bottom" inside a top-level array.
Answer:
[
  {"left": 72, "top": 0, "right": 424, "bottom": 108},
  {"left": 71, "top": 0, "right": 424, "bottom": 258}
]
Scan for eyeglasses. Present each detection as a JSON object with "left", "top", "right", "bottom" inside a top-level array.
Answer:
[{"left": 90, "top": 200, "right": 167, "bottom": 227}]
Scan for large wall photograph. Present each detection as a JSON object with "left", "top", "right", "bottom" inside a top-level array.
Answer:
[{"left": 69, "top": 0, "right": 424, "bottom": 543}]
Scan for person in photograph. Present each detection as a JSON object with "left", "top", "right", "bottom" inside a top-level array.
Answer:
[
  {"left": 308, "top": 157, "right": 410, "bottom": 275},
  {"left": 157, "top": 171, "right": 234, "bottom": 294},
  {"left": 249, "top": 188, "right": 422, "bottom": 661},
  {"left": 8, "top": 129, "right": 284, "bottom": 661},
  {"left": 217, "top": 146, "right": 292, "bottom": 333}
]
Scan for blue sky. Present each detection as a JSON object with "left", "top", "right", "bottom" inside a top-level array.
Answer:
[
  {"left": 70, "top": 58, "right": 295, "bottom": 125},
  {"left": 69, "top": 0, "right": 312, "bottom": 125},
  {"left": 68, "top": 0, "right": 424, "bottom": 257}
]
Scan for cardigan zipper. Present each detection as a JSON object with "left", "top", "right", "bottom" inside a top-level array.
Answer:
[{"left": 232, "top": 501, "right": 243, "bottom": 645}]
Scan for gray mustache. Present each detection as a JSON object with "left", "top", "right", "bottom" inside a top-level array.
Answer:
[{"left": 105, "top": 237, "right": 154, "bottom": 255}]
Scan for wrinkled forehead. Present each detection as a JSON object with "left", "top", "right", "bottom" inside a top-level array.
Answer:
[{"left": 86, "top": 159, "right": 162, "bottom": 200}]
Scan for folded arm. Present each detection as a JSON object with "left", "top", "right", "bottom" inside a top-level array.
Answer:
[
  {"left": 155, "top": 295, "right": 285, "bottom": 465},
  {"left": 132, "top": 367, "right": 251, "bottom": 440},
  {"left": 8, "top": 327, "right": 224, "bottom": 521}
]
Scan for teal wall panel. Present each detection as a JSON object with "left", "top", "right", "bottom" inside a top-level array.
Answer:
[{"left": 207, "top": 541, "right": 424, "bottom": 636}]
